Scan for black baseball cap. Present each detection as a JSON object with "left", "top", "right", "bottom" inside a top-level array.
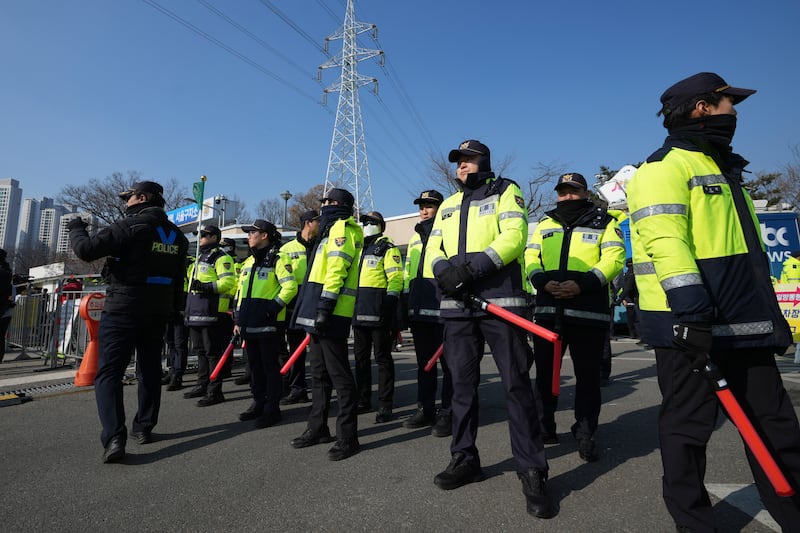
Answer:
[
  {"left": 659, "top": 72, "right": 756, "bottom": 116},
  {"left": 240, "top": 219, "right": 277, "bottom": 234},
  {"left": 359, "top": 211, "right": 385, "bottom": 229},
  {"left": 448, "top": 139, "right": 490, "bottom": 163},
  {"left": 320, "top": 188, "right": 355, "bottom": 208},
  {"left": 198, "top": 224, "right": 221, "bottom": 239},
  {"left": 413, "top": 190, "right": 444, "bottom": 206},
  {"left": 554, "top": 173, "right": 588, "bottom": 190},
  {"left": 119, "top": 180, "right": 164, "bottom": 200},
  {"left": 299, "top": 209, "right": 320, "bottom": 225}
]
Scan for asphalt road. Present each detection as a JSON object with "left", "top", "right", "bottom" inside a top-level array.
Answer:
[{"left": 1, "top": 338, "right": 798, "bottom": 532}]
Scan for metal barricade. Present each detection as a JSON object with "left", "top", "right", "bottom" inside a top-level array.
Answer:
[{"left": 7, "top": 289, "right": 104, "bottom": 367}]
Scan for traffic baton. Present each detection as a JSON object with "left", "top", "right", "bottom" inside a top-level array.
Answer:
[
  {"left": 703, "top": 363, "right": 795, "bottom": 497},
  {"left": 468, "top": 295, "right": 563, "bottom": 396},
  {"left": 210, "top": 334, "right": 239, "bottom": 381},
  {"left": 423, "top": 344, "right": 444, "bottom": 372},
  {"left": 280, "top": 333, "right": 311, "bottom": 375}
]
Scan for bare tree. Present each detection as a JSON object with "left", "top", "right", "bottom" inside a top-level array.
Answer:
[
  {"left": 524, "top": 162, "right": 567, "bottom": 221},
  {"left": 10, "top": 242, "right": 54, "bottom": 276},
  {"left": 254, "top": 199, "right": 283, "bottom": 225},
  {"left": 426, "top": 152, "right": 517, "bottom": 195},
  {"left": 776, "top": 144, "right": 800, "bottom": 211},
  {"left": 58, "top": 171, "right": 189, "bottom": 225},
  {"left": 287, "top": 184, "right": 326, "bottom": 227}
]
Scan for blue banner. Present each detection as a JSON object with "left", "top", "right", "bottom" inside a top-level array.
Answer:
[{"left": 167, "top": 204, "right": 200, "bottom": 227}]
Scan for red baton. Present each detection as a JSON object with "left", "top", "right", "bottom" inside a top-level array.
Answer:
[
  {"left": 468, "top": 295, "right": 562, "bottom": 396},
  {"left": 424, "top": 344, "right": 444, "bottom": 372},
  {"left": 704, "top": 363, "right": 795, "bottom": 497},
  {"left": 280, "top": 333, "right": 311, "bottom": 375},
  {"left": 210, "top": 334, "right": 239, "bottom": 381}
]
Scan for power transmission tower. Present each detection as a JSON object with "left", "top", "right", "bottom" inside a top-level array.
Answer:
[{"left": 319, "top": 0, "right": 383, "bottom": 215}]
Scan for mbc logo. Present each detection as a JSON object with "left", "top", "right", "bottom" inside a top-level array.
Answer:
[{"left": 760, "top": 224, "right": 791, "bottom": 247}]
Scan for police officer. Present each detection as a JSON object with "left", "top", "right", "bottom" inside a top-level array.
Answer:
[
  {"left": 351, "top": 211, "right": 403, "bottom": 423},
  {"left": 234, "top": 219, "right": 297, "bottom": 428},
  {"left": 526, "top": 173, "right": 625, "bottom": 461},
  {"left": 426, "top": 140, "right": 556, "bottom": 519},
  {"left": 289, "top": 188, "right": 363, "bottom": 461},
  {"left": 68, "top": 180, "right": 188, "bottom": 463},
  {"left": 402, "top": 190, "right": 453, "bottom": 437},
  {"left": 162, "top": 255, "right": 193, "bottom": 391},
  {"left": 219, "top": 237, "right": 249, "bottom": 385},
  {"left": 627, "top": 72, "right": 800, "bottom": 531},
  {"left": 279, "top": 209, "right": 320, "bottom": 404},
  {"left": 183, "top": 224, "right": 237, "bottom": 406}
]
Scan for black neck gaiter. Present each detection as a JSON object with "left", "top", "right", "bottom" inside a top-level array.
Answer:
[{"left": 555, "top": 199, "right": 593, "bottom": 226}]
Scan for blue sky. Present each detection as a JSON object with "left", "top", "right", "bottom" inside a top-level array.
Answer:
[{"left": 2, "top": 0, "right": 798, "bottom": 218}]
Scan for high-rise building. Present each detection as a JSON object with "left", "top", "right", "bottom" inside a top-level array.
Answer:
[
  {"left": 0, "top": 178, "right": 23, "bottom": 250},
  {"left": 39, "top": 205, "right": 68, "bottom": 253},
  {"left": 18, "top": 197, "right": 55, "bottom": 250}
]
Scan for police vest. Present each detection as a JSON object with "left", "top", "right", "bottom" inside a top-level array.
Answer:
[
  {"left": 185, "top": 247, "right": 237, "bottom": 326},
  {"left": 85, "top": 207, "right": 188, "bottom": 316},
  {"left": 280, "top": 236, "right": 312, "bottom": 312},
  {"left": 292, "top": 216, "right": 363, "bottom": 338},
  {"left": 352, "top": 235, "right": 403, "bottom": 327},
  {"left": 235, "top": 247, "right": 297, "bottom": 337},
  {"left": 404, "top": 226, "right": 441, "bottom": 323},
  {"left": 627, "top": 143, "right": 792, "bottom": 349},
  {"left": 526, "top": 206, "right": 625, "bottom": 326},
  {"left": 425, "top": 174, "right": 528, "bottom": 319}
]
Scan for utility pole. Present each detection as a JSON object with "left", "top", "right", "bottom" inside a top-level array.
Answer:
[{"left": 319, "top": 0, "right": 383, "bottom": 216}]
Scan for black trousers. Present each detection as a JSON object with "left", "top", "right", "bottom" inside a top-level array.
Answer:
[
  {"left": 410, "top": 321, "right": 451, "bottom": 415},
  {"left": 165, "top": 318, "right": 189, "bottom": 376},
  {"left": 245, "top": 335, "right": 282, "bottom": 416},
  {"left": 306, "top": 334, "right": 358, "bottom": 441},
  {"left": 95, "top": 311, "right": 166, "bottom": 446},
  {"left": 656, "top": 346, "right": 800, "bottom": 532},
  {"left": 533, "top": 321, "right": 605, "bottom": 439},
  {"left": 444, "top": 317, "right": 546, "bottom": 472},
  {"left": 0, "top": 315, "right": 11, "bottom": 362},
  {"left": 352, "top": 325, "right": 394, "bottom": 408},
  {"left": 190, "top": 316, "right": 231, "bottom": 396},
  {"left": 286, "top": 327, "right": 309, "bottom": 395}
]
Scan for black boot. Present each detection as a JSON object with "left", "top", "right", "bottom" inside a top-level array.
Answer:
[
  {"left": 166, "top": 374, "right": 183, "bottom": 391},
  {"left": 518, "top": 468, "right": 557, "bottom": 518},
  {"left": 433, "top": 452, "right": 484, "bottom": 490}
]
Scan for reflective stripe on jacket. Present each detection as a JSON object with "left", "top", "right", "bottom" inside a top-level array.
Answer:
[
  {"left": 425, "top": 174, "right": 528, "bottom": 319},
  {"left": 352, "top": 234, "right": 404, "bottom": 327},
  {"left": 627, "top": 143, "right": 792, "bottom": 349},
  {"left": 293, "top": 217, "right": 363, "bottom": 337},
  {"left": 235, "top": 250, "right": 297, "bottom": 337},
  {"left": 525, "top": 206, "right": 625, "bottom": 326}
]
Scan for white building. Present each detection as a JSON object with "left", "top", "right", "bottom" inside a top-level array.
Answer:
[{"left": 0, "top": 178, "right": 23, "bottom": 250}]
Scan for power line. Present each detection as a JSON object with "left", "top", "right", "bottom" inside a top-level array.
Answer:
[
  {"left": 196, "top": 0, "right": 318, "bottom": 82},
  {"left": 256, "top": 0, "right": 330, "bottom": 56},
  {"left": 141, "top": 0, "right": 322, "bottom": 105}
]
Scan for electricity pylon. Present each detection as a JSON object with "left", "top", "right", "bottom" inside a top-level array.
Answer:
[{"left": 319, "top": 0, "right": 383, "bottom": 215}]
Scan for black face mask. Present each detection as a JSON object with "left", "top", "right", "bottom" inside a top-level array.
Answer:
[
  {"left": 669, "top": 113, "right": 737, "bottom": 148},
  {"left": 555, "top": 198, "right": 592, "bottom": 225}
]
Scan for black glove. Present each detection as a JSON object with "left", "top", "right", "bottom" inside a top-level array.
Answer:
[
  {"left": 266, "top": 300, "right": 283, "bottom": 321},
  {"left": 190, "top": 279, "right": 214, "bottom": 293},
  {"left": 315, "top": 308, "right": 332, "bottom": 334},
  {"left": 437, "top": 264, "right": 475, "bottom": 298},
  {"left": 673, "top": 322, "right": 712, "bottom": 371},
  {"left": 382, "top": 294, "right": 398, "bottom": 322},
  {"left": 67, "top": 217, "right": 88, "bottom": 232}
]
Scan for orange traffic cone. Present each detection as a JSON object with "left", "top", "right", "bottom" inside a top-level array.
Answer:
[
  {"left": 74, "top": 293, "right": 105, "bottom": 387},
  {"left": 74, "top": 335, "right": 99, "bottom": 386}
]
